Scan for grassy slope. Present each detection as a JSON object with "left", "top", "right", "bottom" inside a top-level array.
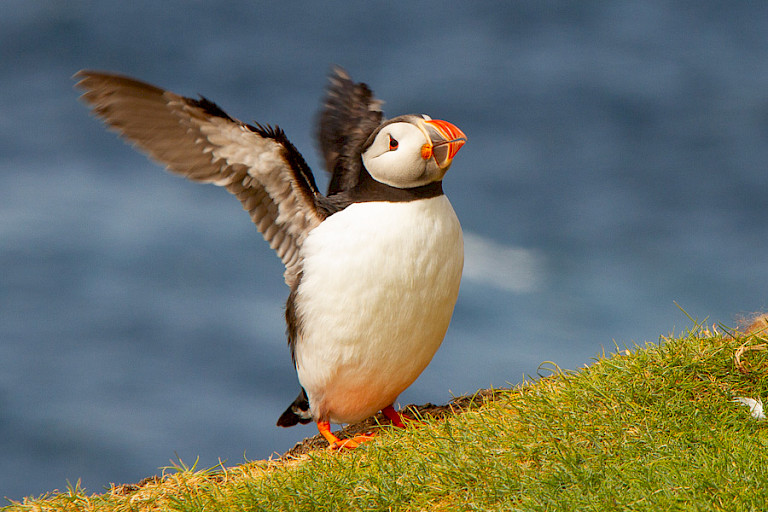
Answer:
[{"left": 6, "top": 323, "right": 768, "bottom": 511}]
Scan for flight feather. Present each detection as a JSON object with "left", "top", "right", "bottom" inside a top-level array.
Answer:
[
  {"left": 317, "top": 67, "right": 383, "bottom": 195},
  {"left": 74, "top": 70, "right": 326, "bottom": 288}
]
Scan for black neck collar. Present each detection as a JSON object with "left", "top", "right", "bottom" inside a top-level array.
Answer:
[{"left": 348, "top": 170, "right": 444, "bottom": 203}]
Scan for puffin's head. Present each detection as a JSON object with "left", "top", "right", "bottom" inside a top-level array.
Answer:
[{"left": 361, "top": 115, "right": 466, "bottom": 189}]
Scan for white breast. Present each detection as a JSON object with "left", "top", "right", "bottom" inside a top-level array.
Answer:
[{"left": 294, "top": 195, "right": 463, "bottom": 424}]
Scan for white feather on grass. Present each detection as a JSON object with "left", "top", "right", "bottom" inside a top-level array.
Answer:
[{"left": 733, "top": 397, "right": 766, "bottom": 421}]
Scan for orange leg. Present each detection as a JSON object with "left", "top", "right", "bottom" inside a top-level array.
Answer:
[
  {"left": 381, "top": 405, "right": 407, "bottom": 427},
  {"left": 317, "top": 421, "right": 376, "bottom": 450}
]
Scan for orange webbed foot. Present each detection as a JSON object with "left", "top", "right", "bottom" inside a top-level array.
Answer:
[
  {"left": 317, "top": 421, "right": 376, "bottom": 450},
  {"left": 327, "top": 433, "right": 377, "bottom": 450}
]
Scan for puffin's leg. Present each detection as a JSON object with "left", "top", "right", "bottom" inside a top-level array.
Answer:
[
  {"left": 381, "top": 405, "right": 407, "bottom": 428},
  {"left": 317, "top": 420, "right": 376, "bottom": 450}
]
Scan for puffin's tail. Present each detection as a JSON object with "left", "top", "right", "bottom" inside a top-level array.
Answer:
[{"left": 277, "top": 388, "right": 313, "bottom": 427}]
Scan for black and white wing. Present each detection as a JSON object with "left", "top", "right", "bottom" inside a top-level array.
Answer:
[
  {"left": 317, "top": 67, "right": 383, "bottom": 195},
  {"left": 75, "top": 70, "right": 325, "bottom": 288}
]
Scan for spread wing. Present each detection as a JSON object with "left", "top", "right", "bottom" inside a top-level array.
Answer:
[
  {"left": 317, "top": 67, "right": 383, "bottom": 195},
  {"left": 75, "top": 70, "right": 326, "bottom": 288}
]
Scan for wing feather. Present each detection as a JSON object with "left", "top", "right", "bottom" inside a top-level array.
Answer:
[
  {"left": 317, "top": 67, "right": 383, "bottom": 194},
  {"left": 75, "top": 70, "right": 325, "bottom": 287}
]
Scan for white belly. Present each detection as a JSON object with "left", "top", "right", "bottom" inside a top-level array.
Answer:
[{"left": 293, "top": 196, "right": 463, "bottom": 424}]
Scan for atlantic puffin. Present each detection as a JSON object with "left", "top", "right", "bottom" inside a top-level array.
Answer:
[{"left": 75, "top": 68, "right": 466, "bottom": 449}]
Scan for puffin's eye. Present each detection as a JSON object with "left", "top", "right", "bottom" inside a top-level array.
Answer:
[{"left": 388, "top": 136, "right": 399, "bottom": 150}]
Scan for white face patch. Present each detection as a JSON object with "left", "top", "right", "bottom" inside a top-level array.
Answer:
[{"left": 362, "top": 122, "right": 440, "bottom": 188}]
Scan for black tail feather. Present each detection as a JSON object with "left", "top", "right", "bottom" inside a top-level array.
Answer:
[{"left": 277, "top": 388, "right": 313, "bottom": 427}]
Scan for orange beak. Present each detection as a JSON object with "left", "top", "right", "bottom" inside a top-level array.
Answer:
[{"left": 419, "top": 119, "right": 467, "bottom": 169}]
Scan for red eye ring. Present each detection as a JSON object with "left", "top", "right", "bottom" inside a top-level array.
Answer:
[{"left": 388, "top": 136, "right": 399, "bottom": 150}]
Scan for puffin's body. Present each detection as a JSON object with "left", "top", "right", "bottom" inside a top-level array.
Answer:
[
  {"left": 75, "top": 68, "right": 466, "bottom": 448},
  {"left": 295, "top": 196, "right": 462, "bottom": 424}
]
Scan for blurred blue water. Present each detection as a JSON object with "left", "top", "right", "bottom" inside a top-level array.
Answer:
[{"left": 2, "top": 1, "right": 768, "bottom": 501}]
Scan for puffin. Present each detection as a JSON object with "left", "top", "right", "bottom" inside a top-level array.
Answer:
[{"left": 75, "top": 67, "right": 466, "bottom": 449}]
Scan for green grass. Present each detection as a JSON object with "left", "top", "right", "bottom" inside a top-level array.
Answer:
[{"left": 6, "top": 322, "right": 768, "bottom": 511}]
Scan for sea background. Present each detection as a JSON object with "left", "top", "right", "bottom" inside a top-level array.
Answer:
[{"left": 2, "top": 1, "right": 767, "bottom": 500}]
